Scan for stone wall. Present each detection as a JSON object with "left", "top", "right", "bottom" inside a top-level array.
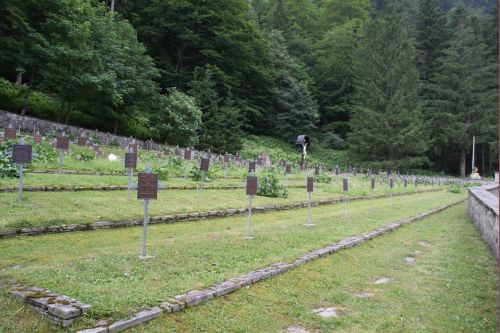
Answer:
[
  {"left": 467, "top": 183, "right": 499, "bottom": 258},
  {"left": 0, "top": 110, "right": 160, "bottom": 150}
]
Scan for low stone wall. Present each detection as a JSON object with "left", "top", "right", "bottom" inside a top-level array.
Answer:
[{"left": 467, "top": 183, "right": 499, "bottom": 258}]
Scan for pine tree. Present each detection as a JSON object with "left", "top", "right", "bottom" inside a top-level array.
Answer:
[
  {"left": 349, "top": 1, "right": 429, "bottom": 168},
  {"left": 269, "top": 30, "right": 318, "bottom": 142},
  {"left": 428, "top": 6, "right": 497, "bottom": 176}
]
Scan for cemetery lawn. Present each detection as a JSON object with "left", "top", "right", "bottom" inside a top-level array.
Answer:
[
  {"left": 126, "top": 203, "right": 498, "bottom": 333},
  {"left": 0, "top": 181, "right": 442, "bottom": 230},
  {"left": 0, "top": 190, "right": 465, "bottom": 330}
]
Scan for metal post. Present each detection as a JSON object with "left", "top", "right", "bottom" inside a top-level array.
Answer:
[
  {"left": 127, "top": 167, "right": 132, "bottom": 200},
  {"left": 344, "top": 193, "right": 348, "bottom": 221},
  {"left": 306, "top": 191, "right": 312, "bottom": 227},
  {"left": 286, "top": 173, "right": 289, "bottom": 192},
  {"left": 142, "top": 199, "right": 149, "bottom": 257},
  {"left": 18, "top": 165, "right": 24, "bottom": 201},
  {"left": 200, "top": 171, "right": 205, "bottom": 195},
  {"left": 247, "top": 195, "right": 253, "bottom": 239},
  {"left": 59, "top": 150, "right": 63, "bottom": 174},
  {"left": 472, "top": 135, "right": 476, "bottom": 175}
]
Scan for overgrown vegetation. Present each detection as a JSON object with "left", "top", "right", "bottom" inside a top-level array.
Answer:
[{"left": 257, "top": 173, "right": 288, "bottom": 198}]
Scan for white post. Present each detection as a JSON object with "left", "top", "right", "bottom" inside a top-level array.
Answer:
[
  {"left": 59, "top": 150, "right": 64, "bottom": 174},
  {"left": 127, "top": 167, "right": 132, "bottom": 200},
  {"left": 472, "top": 135, "right": 476, "bottom": 175},
  {"left": 247, "top": 195, "right": 253, "bottom": 239},
  {"left": 142, "top": 199, "right": 149, "bottom": 257},
  {"left": 18, "top": 165, "right": 24, "bottom": 201}
]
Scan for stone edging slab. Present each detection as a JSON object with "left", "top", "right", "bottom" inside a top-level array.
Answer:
[
  {"left": 76, "top": 198, "right": 466, "bottom": 333},
  {"left": 0, "top": 189, "right": 442, "bottom": 239}
]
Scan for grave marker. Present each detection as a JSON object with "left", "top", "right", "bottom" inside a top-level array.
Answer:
[
  {"left": 56, "top": 133, "right": 69, "bottom": 174},
  {"left": 125, "top": 149, "right": 137, "bottom": 200},
  {"left": 34, "top": 131, "right": 42, "bottom": 144},
  {"left": 246, "top": 176, "right": 258, "bottom": 239},
  {"left": 78, "top": 135, "right": 86, "bottom": 147},
  {"left": 343, "top": 178, "right": 349, "bottom": 221},
  {"left": 12, "top": 138, "right": 32, "bottom": 201},
  {"left": 248, "top": 161, "right": 256, "bottom": 175},
  {"left": 314, "top": 165, "right": 319, "bottom": 176},
  {"left": 184, "top": 149, "right": 192, "bottom": 160},
  {"left": 137, "top": 164, "right": 158, "bottom": 259},
  {"left": 199, "top": 158, "right": 210, "bottom": 194},
  {"left": 305, "top": 177, "right": 315, "bottom": 227}
]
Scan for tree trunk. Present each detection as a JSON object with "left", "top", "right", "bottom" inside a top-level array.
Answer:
[
  {"left": 460, "top": 149, "right": 466, "bottom": 177},
  {"left": 20, "top": 65, "right": 35, "bottom": 116}
]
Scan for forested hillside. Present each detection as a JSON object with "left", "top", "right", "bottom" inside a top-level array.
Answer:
[{"left": 0, "top": 0, "right": 497, "bottom": 175}]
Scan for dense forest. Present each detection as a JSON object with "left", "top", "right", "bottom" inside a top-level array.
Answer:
[{"left": 0, "top": 0, "right": 498, "bottom": 175}]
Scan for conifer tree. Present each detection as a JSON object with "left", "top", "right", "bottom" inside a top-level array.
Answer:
[{"left": 349, "top": 1, "right": 429, "bottom": 168}]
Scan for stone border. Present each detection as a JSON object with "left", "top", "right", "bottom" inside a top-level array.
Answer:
[
  {"left": 76, "top": 198, "right": 465, "bottom": 333},
  {"left": 7, "top": 283, "right": 91, "bottom": 327},
  {"left": 0, "top": 184, "right": 307, "bottom": 193},
  {"left": 467, "top": 183, "right": 499, "bottom": 258},
  {"left": 0, "top": 189, "right": 442, "bottom": 239}
]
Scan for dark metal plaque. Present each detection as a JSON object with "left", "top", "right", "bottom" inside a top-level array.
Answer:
[
  {"left": 390, "top": 178, "right": 394, "bottom": 188},
  {"left": 246, "top": 176, "right": 258, "bottom": 195},
  {"left": 404, "top": 179, "right": 407, "bottom": 188},
  {"left": 285, "top": 164, "right": 291, "bottom": 174},
  {"left": 307, "top": 177, "right": 314, "bottom": 192},
  {"left": 315, "top": 166, "right": 319, "bottom": 175},
  {"left": 224, "top": 153, "right": 229, "bottom": 163},
  {"left": 200, "top": 158, "right": 210, "bottom": 172},
  {"left": 343, "top": 178, "right": 349, "bottom": 192},
  {"left": 34, "top": 133, "right": 42, "bottom": 144},
  {"left": 13, "top": 144, "right": 32, "bottom": 164},
  {"left": 184, "top": 149, "right": 192, "bottom": 160},
  {"left": 129, "top": 143, "right": 138, "bottom": 153},
  {"left": 56, "top": 136, "right": 69, "bottom": 150},
  {"left": 371, "top": 178, "right": 375, "bottom": 190},
  {"left": 335, "top": 166, "right": 339, "bottom": 176},
  {"left": 4, "top": 128, "right": 16, "bottom": 139},
  {"left": 207, "top": 151, "right": 212, "bottom": 159},
  {"left": 248, "top": 161, "right": 256, "bottom": 173},
  {"left": 78, "top": 137, "right": 86, "bottom": 147},
  {"left": 137, "top": 173, "right": 158, "bottom": 199},
  {"left": 125, "top": 152, "right": 137, "bottom": 169}
]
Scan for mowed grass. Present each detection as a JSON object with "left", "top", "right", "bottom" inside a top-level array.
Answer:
[
  {"left": 0, "top": 174, "right": 440, "bottom": 230},
  {"left": 0, "top": 190, "right": 463, "bottom": 327},
  {"left": 126, "top": 203, "right": 498, "bottom": 333}
]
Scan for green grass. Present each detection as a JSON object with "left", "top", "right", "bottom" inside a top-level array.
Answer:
[
  {"left": 125, "top": 203, "right": 498, "bottom": 333},
  {"left": 0, "top": 190, "right": 464, "bottom": 329},
  {"left": 0, "top": 176, "right": 442, "bottom": 230}
]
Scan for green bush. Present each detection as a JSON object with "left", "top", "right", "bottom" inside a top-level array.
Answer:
[
  {"left": 33, "top": 142, "right": 59, "bottom": 164},
  {"left": 257, "top": 173, "right": 288, "bottom": 198},
  {"left": 448, "top": 183, "right": 462, "bottom": 193},
  {"left": 44, "top": 130, "right": 59, "bottom": 140},
  {"left": 0, "top": 141, "right": 19, "bottom": 178},
  {"left": 71, "top": 147, "right": 95, "bottom": 161},
  {"left": 314, "top": 172, "right": 332, "bottom": 183},
  {"left": 190, "top": 164, "right": 216, "bottom": 182}
]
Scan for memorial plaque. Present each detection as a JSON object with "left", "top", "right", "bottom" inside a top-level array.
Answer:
[
  {"left": 78, "top": 136, "right": 86, "bottom": 147},
  {"left": 200, "top": 158, "right": 210, "bottom": 172},
  {"left": 125, "top": 152, "right": 137, "bottom": 169},
  {"left": 184, "top": 149, "right": 192, "bottom": 160},
  {"left": 404, "top": 179, "right": 408, "bottom": 188},
  {"left": 315, "top": 165, "right": 319, "bottom": 175},
  {"left": 335, "top": 166, "right": 339, "bottom": 176},
  {"left": 246, "top": 176, "right": 258, "bottom": 195},
  {"left": 390, "top": 178, "right": 394, "bottom": 188},
  {"left": 13, "top": 144, "right": 32, "bottom": 164},
  {"left": 56, "top": 136, "right": 69, "bottom": 150},
  {"left": 285, "top": 164, "right": 291, "bottom": 174},
  {"left": 207, "top": 151, "right": 212, "bottom": 159},
  {"left": 353, "top": 167, "right": 357, "bottom": 176},
  {"left": 343, "top": 178, "right": 349, "bottom": 192},
  {"left": 224, "top": 153, "right": 229, "bottom": 163},
  {"left": 129, "top": 143, "right": 138, "bottom": 153},
  {"left": 248, "top": 161, "right": 256, "bottom": 173},
  {"left": 4, "top": 127, "right": 16, "bottom": 140},
  {"left": 137, "top": 173, "right": 158, "bottom": 200},
  {"left": 34, "top": 132, "right": 42, "bottom": 144},
  {"left": 371, "top": 178, "right": 375, "bottom": 190},
  {"left": 307, "top": 177, "right": 314, "bottom": 193}
]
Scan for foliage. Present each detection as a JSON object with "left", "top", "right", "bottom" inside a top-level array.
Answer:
[
  {"left": 33, "top": 142, "right": 59, "bottom": 164},
  {"left": 0, "top": 140, "right": 18, "bottom": 178},
  {"left": 314, "top": 172, "right": 332, "bottom": 184},
  {"left": 257, "top": 173, "right": 288, "bottom": 198},
  {"left": 154, "top": 155, "right": 185, "bottom": 180},
  {"left": 71, "top": 147, "right": 94, "bottom": 161},
  {"left": 349, "top": 2, "right": 429, "bottom": 168},
  {"left": 154, "top": 88, "right": 202, "bottom": 147},
  {"left": 190, "top": 164, "right": 217, "bottom": 182},
  {"left": 447, "top": 183, "right": 462, "bottom": 193},
  {"left": 44, "top": 130, "right": 58, "bottom": 140}
]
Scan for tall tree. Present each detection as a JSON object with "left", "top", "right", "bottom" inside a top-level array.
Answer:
[
  {"left": 428, "top": 6, "right": 497, "bottom": 176},
  {"left": 349, "top": 1, "right": 429, "bottom": 168}
]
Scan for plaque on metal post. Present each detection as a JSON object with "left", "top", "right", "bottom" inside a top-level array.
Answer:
[
  {"left": 200, "top": 158, "right": 210, "bottom": 172},
  {"left": 56, "top": 136, "right": 69, "bottom": 150},
  {"left": 5, "top": 127, "right": 16, "bottom": 139},
  {"left": 371, "top": 178, "right": 375, "bottom": 190},
  {"left": 34, "top": 132, "right": 42, "bottom": 144},
  {"left": 78, "top": 136, "right": 86, "bottom": 147},
  {"left": 404, "top": 179, "right": 407, "bottom": 188},
  {"left": 307, "top": 177, "right": 314, "bottom": 192},
  {"left": 248, "top": 161, "right": 256, "bottom": 173},
  {"left": 390, "top": 178, "right": 394, "bottom": 188},
  {"left": 184, "top": 149, "right": 192, "bottom": 160},
  {"left": 246, "top": 176, "right": 258, "bottom": 195},
  {"left": 285, "top": 164, "right": 291, "bottom": 174},
  {"left": 335, "top": 165, "right": 339, "bottom": 176},
  {"left": 314, "top": 165, "right": 319, "bottom": 175},
  {"left": 207, "top": 151, "right": 212, "bottom": 159},
  {"left": 125, "top": 152, "right": 137, "bottom": 169},
  {"left": 224, "top": 153, "right": 229, "bottom": 164},
  {"left": 13, "top": 144, "right": 32, "bottom": 164},
  {"left": 343, "top": 178, "right": 349, "bottom": 192},
  {"left": 137, "top": 173, "right": 158, "bottom": 200}
]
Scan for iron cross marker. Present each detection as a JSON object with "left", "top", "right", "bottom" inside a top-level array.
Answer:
[
  {"left": 246, "top": 176, "right": 258, "bottom": 239},
  {"left": 12, "top": 138, "right": 32, "bottom": 201},
  {"left": 138, "top": 165, "right": 157, "bottom": 259},
  {"left": 4, "top": 126, "right": 16, "bottom": 140}
]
